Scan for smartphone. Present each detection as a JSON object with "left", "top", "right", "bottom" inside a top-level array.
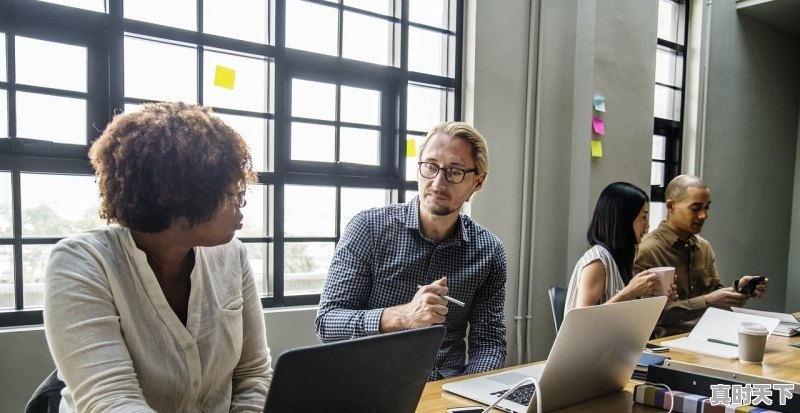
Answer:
[
  {"left": 737, "top": 276, "right": 766, "bottom": 295},
  {"left": 446, "top": 407, "right": 486, "bottom": 413},
  {"left": 645, "top": 343, "right": 669, "bottom": 353}
]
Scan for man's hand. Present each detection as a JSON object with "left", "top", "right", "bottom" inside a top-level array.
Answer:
[
  {"left": 737, "top": 275, "right": 769, "bottom": 299},
  {"left": 379, "top": 277, "right": 449, "bottom": 333},
  {"left": 704, "top": 287, "right": 748, "bottom": 309}
]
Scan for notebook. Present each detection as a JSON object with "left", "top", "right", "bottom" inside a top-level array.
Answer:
[
  {"left": 442, "top": 296, "right": 667, "bottom": 413},
  {"left": 262, "top": 325, "right": 445, "bottom": 413},
  {"left": 732, "top": 307, "right": 800, "bottom": 336},
  {"left": 661, "top": 307, "right": 780, "bottom": 359}
]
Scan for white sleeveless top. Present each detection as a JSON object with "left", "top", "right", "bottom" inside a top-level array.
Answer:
[{"left": 564, "top": 244, "right": 626, "bottom": 312}]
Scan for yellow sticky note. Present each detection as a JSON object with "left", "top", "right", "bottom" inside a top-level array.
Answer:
[
  {"left": 591, "top": 140, "right": 603, "bottom": 157},
  {"left": 406, "top": 139, "right": 416, "bottom": 157},
  {"left": 214, "top": 65, "right": 236, "bottom": 90}
]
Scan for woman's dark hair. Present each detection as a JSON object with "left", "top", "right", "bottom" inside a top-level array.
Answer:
[
  {"left": 587, "top": 182, "right": 649, "bottom": 284},
  {"left": 89, "top": 101, "right": 255, "bottom": 233}
]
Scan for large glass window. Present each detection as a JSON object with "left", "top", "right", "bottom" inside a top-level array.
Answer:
[
  {"left": 0, "top": 0, "right": 462, "bottom": 325},
  {"left": 649, "top": 0, "right": 688, "bottom": 229}
]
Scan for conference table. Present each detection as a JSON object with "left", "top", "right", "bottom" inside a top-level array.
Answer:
[{"left": 415, "top": 328, "right": 800, "bottom": 412}]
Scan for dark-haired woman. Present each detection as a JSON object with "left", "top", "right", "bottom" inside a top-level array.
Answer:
[
  {"left": 44, "top": 102, "right": 271, "bottom": 412},
  {"left": 565, "top": 182, "right": 677, "bottom": 311}
]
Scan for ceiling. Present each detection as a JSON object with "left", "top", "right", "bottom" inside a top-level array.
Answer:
[{"left": 736, "top": 0, "right": 800, "bottom": 38}]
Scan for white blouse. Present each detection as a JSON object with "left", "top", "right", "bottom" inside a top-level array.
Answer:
[
  {"left": 44, "top": 226, "right": 272, "bottom": 413},
  {"left": 564, "top": 244, "right": 626, "bottom": 312}
]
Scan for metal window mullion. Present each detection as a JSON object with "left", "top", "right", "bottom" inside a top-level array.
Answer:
[
  {"left": 7, "top": 33, "right": 17, "bottom": 139},
  {"left": 11, "top": 171, "right": 23, "bottom": 310},
  {"left": 453, "top": 0, "right": 463, "bottom": 121},
  {"left": 272, "top": 0, "right": 288, "bottom": 307}
]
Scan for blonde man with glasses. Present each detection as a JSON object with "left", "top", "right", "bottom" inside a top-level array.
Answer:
[{"left": 315, "top": 121, "right": 507, "bottom": 380}]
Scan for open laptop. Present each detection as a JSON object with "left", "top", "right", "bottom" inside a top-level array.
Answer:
[
  {"left": 262, "top": 325, "right": 445, "bottom": 413},
  {"left": 442, "top": 296, "right": 667, "bottom": 412}
]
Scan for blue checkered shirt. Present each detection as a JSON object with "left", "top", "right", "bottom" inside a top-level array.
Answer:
[{"left": 315, "top": 197, "right": 507, "bottom": 380}]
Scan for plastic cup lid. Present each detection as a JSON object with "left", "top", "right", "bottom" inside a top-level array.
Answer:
[{"left": 739, "top": 322, "right": 768, "bottom": 335}]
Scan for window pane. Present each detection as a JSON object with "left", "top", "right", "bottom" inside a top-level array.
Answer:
[
  {"left": 649, "top": 202, "right": 666, "bottom": 234},
  {"left": 204, "top": 0, "right": 270, "bottom": 44},
  {"left": 284, "top": 185, "right": 335, "bottom": 237},
  {"left": 344, "top": 0, "right": 392, "bottom": 16},
  {"left": 16, "top": 36, "right": 87, "bottom": 93},
  {"left": 409, "top": 0, "right": 449, "bottom": 29},
  {"left": 21, "top": 173, "right": 104, "bottom": 237},
  {"left": 657, "top": 0, "right": 680, "bottom": 44},
  {"left": 656, "top": 47, "right": 683, "bottom": 87},
  {"left": 124, "top": 0, "right": 196, "bottom": 31},
  {"left": 284, "top": 241, "right": 334, "bottom": 295},
  {"left": 291, "top": 122, "right": 335, "bottom": 162},
  {"left": 38, "top": 0, "right": 106, "bottom": 12},
  {"left": 409, "top": 27, "right": 452, "bottom": 77},
  {"left": 16, "top": 92, "right": 86, "bottom": 144},
  {"left": 239, "top": 184, "right": 273, "bottom": 238},
  {"left": 0, "top": 89, "right": 7, "bottom": 138},
  {"left": 0, "top": 33, "right": 6, "bottom": 81},
  {"left": 342, "top": 12, "right": 392, "bottom": 66},
  {"left": 340, "top": 127, "right": 379, "bottom": 165},
  {"left": 215, "top": 113, "right": 273, "bottom": 172},
  {"left": 0, "top": 172, "right": 10, "bottom": 237},
  {"left": 246, "top": 242, "right": 273, "bottom": 297},
  {"left": 407, "top": 83, "right": 452, "bottom": 132},
  {"left": 406, "top": 190, "right": 418, "bottom": 201},
  {"left": 340, "top": 85, "right": 380, "bottom": 126},
  {"left": 286, "top": 0, "right": 338, "bottom": 57},
  {"left": 652, "top": 134, "right": 667, "bottom": 160},
  {"left": 124, "top": 37, "right": 197, "bottom": 103},
  {"left": 204, "top": 50, "right": 271, "bottom": 113},
  {"left": 405, "top": 134, "right": 424, "bottom": 181},
  {"left": 651, "top": 161, "right": 665, "bottom": 187},
  {"left": 291, "top": 79, "right": 336, "bottom": 121},
  {"left": 0, "top": 245, "right": 12, "bottom": 309},
  {"left": 22, "top": 244, "right": 52, "bottom": 308},
  {"left": 340, "top": 187, "right": 386, "bottom": 231},
  {"left": 653, "top": 84, "right": 681, "bottom": 121}
]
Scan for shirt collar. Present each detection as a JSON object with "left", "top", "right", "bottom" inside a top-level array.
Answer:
[
  {"left": 406, "top": 196, "right": 468, "bottom": 244},
  {"left": 657, "top": 221, "right": 697, "bottom": 249}
]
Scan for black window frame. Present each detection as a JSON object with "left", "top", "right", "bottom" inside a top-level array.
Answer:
[{"left": 0, "top": 0, "right": 463, "bottom": 326}]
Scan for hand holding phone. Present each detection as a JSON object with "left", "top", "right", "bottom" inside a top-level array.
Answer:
[{"left": 736, "top": 276, "right": 766, "bottom": 296}]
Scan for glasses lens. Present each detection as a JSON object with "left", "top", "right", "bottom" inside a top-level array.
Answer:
[
  {"left": 447, "top": 168, "right": 465, "bottom": 183},
  {"left": 419, "top": 162, "right": 438, "bottom": 179}
]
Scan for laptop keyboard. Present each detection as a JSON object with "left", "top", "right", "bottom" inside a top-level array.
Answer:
[{"left": 490, "top": 383, "right": 534, "bottom": 406}]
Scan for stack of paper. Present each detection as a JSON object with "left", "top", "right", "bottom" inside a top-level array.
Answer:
[
  {"left": 732, "top": 307, "right": 800, "bottom": 337},
  {"left": 661, "top": 308, "right": 781, "bottom": 359}
]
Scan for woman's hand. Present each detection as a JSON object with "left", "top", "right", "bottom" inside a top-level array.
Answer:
[{"left": 624, "top": 270, "right": 662, "bottom": 298}]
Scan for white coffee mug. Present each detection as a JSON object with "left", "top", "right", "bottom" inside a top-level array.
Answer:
[{"left": 649, "top": 267, "right": 675, "bottom": 296}]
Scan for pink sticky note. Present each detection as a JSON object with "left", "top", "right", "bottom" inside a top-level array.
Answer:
[{"left": 592, "top": 117, "right": 605, "bottom": 135}]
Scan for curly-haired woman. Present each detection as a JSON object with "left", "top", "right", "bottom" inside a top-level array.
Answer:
[{"left": 43, "top": 102, "right": 272, "bottom": 412}]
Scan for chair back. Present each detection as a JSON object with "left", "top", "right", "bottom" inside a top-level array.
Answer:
[
  {"left": 25, "top": 368, "right": 64, "bottom": 413},
  {"left": 548, "top": 286, "right": 568, "bottom": 332}
]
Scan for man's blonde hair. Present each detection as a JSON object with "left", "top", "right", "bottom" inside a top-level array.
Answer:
[{"left": 417, "top": 121, "right": 489, "bottom": 177}]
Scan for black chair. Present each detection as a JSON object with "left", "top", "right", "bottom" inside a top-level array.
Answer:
[
  {"left": 547, "top": 286, "right": 568, "bottom": 333},
  {"left": 25, "top": 368, "right": 65, "bottom": 413}
]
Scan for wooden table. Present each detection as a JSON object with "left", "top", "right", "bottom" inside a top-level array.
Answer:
[{"left": 415, "top": 331, "right": 800, "bottom": 412}]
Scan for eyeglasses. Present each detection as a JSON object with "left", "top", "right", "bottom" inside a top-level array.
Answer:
[{"left": 417, "top": 162, "right": 477, "bottom": 184}]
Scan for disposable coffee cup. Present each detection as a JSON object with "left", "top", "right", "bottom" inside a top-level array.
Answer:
[
  {"left": 738, "top": 322, "right": 768, "bottom": 364},
  {"left": 649, "top": 267, "right": 675, "bottom": 296}
]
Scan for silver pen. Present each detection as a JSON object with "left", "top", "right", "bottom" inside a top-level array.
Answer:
[{"left": 416, "top": 284, "right": 466, "bottom": 307}]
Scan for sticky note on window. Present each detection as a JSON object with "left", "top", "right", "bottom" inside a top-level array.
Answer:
[
  {"left": 592, "top": 117, "right": 605, "bottom": 135},
  {"left": 214, "top": 65, "right": 236, "bottom": 90},
  {"left": 593, "top": 95, "right": 606, "bottom": 112},
  {"left": 406, "top": 139, "right": 416, "bottom": 157},
  {"left": 591, "top": 140, "right": 603, "bottom": 157}
]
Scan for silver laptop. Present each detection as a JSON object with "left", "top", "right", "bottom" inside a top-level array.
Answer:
[{"left": 442, "top": 296, "right": 667, "bottom": 412}]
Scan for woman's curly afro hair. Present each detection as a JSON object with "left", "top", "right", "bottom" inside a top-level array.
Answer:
[{"left": 89, "top": 101, "right": 255, "bottom": 233}]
